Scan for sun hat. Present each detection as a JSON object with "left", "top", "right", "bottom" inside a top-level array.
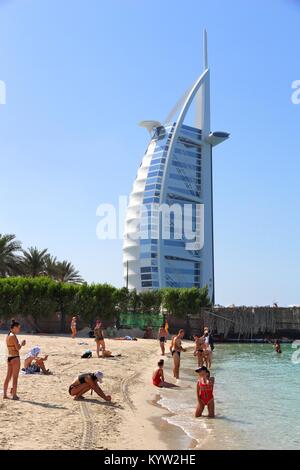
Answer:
[{"left": 95, "top": 371, "right": 104, "bottom": 383}]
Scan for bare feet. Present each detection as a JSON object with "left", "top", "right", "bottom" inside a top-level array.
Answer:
[
  {"left": 3, "top": 395, "right": 9, "bottom": 399},
  {"left": 74, "top": 395, "right": 85, "bottom": 401},
  {"left": 12, "top": 395, "right": 20, "bottom": 401}
]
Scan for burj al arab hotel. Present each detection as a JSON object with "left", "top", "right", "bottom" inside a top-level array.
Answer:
[{"left": 123, "top": 32, "right": 229, "bottom": 302}]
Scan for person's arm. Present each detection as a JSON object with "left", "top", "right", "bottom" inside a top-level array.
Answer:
[
  {"left": 85, "top": 376, "right": 111, "bottom": 400},
  {"left": 161, "top": 370, "right": 165, "bottom": 382},
  {"left": 209, "top": 377, "right": 215, "bottom": 390},
  {"left": 13, "top": 335, "right": 25, "bottom": 350},
  {"left": 196, "top": 382, "right": 201, "bottom": 403}
]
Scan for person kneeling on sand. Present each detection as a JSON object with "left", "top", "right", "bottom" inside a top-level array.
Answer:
[
  {"left": 195, "top": 366, "right": 215, "bottom": 418},
  {"left": 69, "top": 371, "right": 111, "bottom": 401},
  {"left": 152, "top": 360, "right": 177, "bottom": 388},
  {"left": 23, "top": 347, "right": 51, "bottom": 375}
]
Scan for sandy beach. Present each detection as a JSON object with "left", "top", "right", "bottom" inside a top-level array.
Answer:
[{"left": 0, "top": 333, "right": 192, "bottom": 450}]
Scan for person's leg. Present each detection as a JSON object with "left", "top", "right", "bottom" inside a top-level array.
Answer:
[
  {"left": 70, "top": 383, "right": 91, "bottom": 399},
  {"left": 11, "top": 358, "right": 21, "bottom": 399},
  {"left": 96, "top": 340, "right": 100, "bottom": 358},
  {"left": 174, "top": 353, "right": 180, "bottom": 379},
  {"left": 160, "top": 342, "right": 165, "bottom": 356},
  {"left": 3, "top": 362, "right": 13, "bottom": 398},
  {"left": 195, "top": 401, "right": 205, "bottom": 417},
  {"left": 207, "top": 400, "right": 215, "bottom": 418},
  {"left": 100, "top": 340, "right": 106, "bottom": 356},
  {"left": 35, "top": 359, "right": 49, "bottom": 374}
]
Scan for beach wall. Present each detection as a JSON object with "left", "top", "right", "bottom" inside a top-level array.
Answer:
[
  {"left": 166, "top": 307, "right": 300, "bottom": 339},
  {"left": 1, "top": 307, "right": 300, "bottom": 339}
]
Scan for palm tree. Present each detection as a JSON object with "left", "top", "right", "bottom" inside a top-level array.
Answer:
[
  {"left": 54, "top": 260, "right": 83, "bottom": 284},
  {"left": 20, "top": 246, "right": 48, "bottom": 277},
  {"left": 0, "top": 233, "right": 22, "bottom": 276},
  {"left": 44, "top": 255, "right": 58, "bottom": 278}
]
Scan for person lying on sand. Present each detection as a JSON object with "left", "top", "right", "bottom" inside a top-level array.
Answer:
[
  {"left": 112, "top": 336, "right": 138, "bottom": 341},
  {"left": 69, "top": 371, "right": 111, "bottom": 401},
  {"left": 23, "top": 347, "right": 51, "bottom": 374},
  {"left": 152, "top": 360, "right": 177, "bottom": 388},
  {"left": 195, "top": 366, "right": 215, "bottom": 418}
]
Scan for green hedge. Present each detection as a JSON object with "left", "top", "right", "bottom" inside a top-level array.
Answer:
[{"left": 0, "top": 277, "right": 211, "bottom": 328}]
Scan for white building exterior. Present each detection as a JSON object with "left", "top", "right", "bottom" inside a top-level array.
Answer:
[{"left": 123, "top": 32, "right": 229, "bottom": 302}]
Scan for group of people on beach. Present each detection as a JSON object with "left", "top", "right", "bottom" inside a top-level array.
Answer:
[{"left": 153, "top": 325, "right": 215, "bottom": 418}]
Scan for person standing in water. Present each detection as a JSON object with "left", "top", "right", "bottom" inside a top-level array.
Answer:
[
  {"left": 171, "top": 329, "right": 186, "bottom": 380},
  {"left": 71, "top": 316, "right": 77, "bottom": 339},
  {"left": 158, "top": 324, "right": 168, "bottom": 356},
  {"left": 94, "top": 320, "right": 106, "bottom": 358},
  {"left": 194, "top": 334, "right": 205, "bottom": 367},
  {"left": 274, "top": 339, "right": 282, "bottom": 354},
  {"left": 195, "top": 366, "right": 215, "bottom": 418},
  {"left": 3, "top": 320, "right": 26, "bottom": 400}
]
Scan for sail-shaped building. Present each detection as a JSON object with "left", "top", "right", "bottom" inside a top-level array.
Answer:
[{"left": 123, "top": 32, "right": 229, "bottom": 302}]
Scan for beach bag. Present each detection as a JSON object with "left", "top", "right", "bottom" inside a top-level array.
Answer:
[{"left": 81, "top": 350, "right": 92, "bottom": 359}]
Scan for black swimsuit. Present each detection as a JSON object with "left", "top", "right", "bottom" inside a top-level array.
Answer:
[
  {"left": 69, "top": 373, "right": 97, "bottom": 395},
  {"left": 8, "top": 355, "right": 19, "bottom": 363}
]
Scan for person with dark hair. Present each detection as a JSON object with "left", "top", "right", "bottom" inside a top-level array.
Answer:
[
  {"left": 158, "top": 324, "right": 168, "bottom": 356},
  {"left": 171, "top": 329, "right": 186, "bottom": 380},
  {"left": 194, "top": 334, "right": 205, "bottom": 367},
  {"left": 152, "top": 360, "right": 177, "bottom": 388},
  {"left": 195, "top": 366, "right": 215, "bottom": 418},
  {"left": 3, "top": 320, "right": 26, "bottom": 400},
  {"left": 274, "top": 339, "right": 282, "bottom": 354}
]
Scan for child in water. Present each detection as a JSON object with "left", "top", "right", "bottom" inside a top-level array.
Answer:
[
  {"left": 152, "top": 360, "right": 177, "bottom": 388},
  {"left": 195, "top": 366, "right": 215, "bottom": 418}
]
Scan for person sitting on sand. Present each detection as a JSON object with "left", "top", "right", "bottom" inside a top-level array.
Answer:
[
  {"left": 158, "top": 325, "right": 168, "bottom": 356},
  {"left": 94, "top": 320, "right": 106, "bottom": 358},
  {"left": 171, "top": 330, "right": 186, "bottom": 380},
  {"left": 69, "top": 371, "right": 111, "bottom": 401},
  {"left": 152, "top": 360, "right": 177, "bottom": 388},
  {"left": 195, "top": 366, "right": 215, "bottom": 418},
  {"left": 23, "top": 347, "right": 51, "bottom": 375},
  {"left": 274, "top": 339, "right": 282, "bottom": 354},
  {"left": 71, "top": 316, "right": 77, "bottom": 339},
  {"left": 194, "top": 334, "right": 205, "bottom": 367},
  {"left": 3, "top": 319, "right": 26, "bottom": 400}
]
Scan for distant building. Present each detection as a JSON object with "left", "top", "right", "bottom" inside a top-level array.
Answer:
[{"left": 123, "top": 31, "right": 229, "bottom": 303}]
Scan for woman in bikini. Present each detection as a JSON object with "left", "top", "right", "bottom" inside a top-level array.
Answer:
[
  {"left": 68, "top": 370, "right": 111, "bottom": 401},
  {"left": 194, "top": 334, "right": 205, "bottom": 367},
  {"left": 94, "top": 320, "right": 106, "bottom": 358},
  {"left": 158, "top": 325, "right": 168, "bottom": 356},
  {"left": 171, "top": 329, "right": 186, "bottom": 380},
  {"left": 3, "top": 319, "right": 26, "bottom": 400},
  {"left": 71, "top": 316, "right": 77, "bottom": 339},
  {"left": 195, "top": 366, "right": 215, "bottom": 418}
]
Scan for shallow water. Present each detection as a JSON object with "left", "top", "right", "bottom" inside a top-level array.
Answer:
[{"left": 158, "top": 344, "right": 300, "bottom": 450}]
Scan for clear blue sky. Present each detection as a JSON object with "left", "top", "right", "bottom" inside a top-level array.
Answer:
[{"left": 0, "top": 0, "right": 299, "bottom": 306}]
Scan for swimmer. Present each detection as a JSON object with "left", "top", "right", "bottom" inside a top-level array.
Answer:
[
  {"left": 3, "top": 319, "right": 26, "bottom": 400},
  {"left": 171, "top": 330, "right": 186, "bottom": 380},
  {"left": 158, "top": 325, "right": 168, "bottom": 356},
  {"left": 152, "top": 360, "right": 177, "bottom": 388}
]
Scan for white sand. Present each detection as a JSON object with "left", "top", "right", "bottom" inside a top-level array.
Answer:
[{"left": 0, "top": 334, "right": 187, "bottom": 450}]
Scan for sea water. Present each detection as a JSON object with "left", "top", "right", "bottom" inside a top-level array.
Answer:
[{"left": 158, "top": 344, "right": 300, "bottom": 449}]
